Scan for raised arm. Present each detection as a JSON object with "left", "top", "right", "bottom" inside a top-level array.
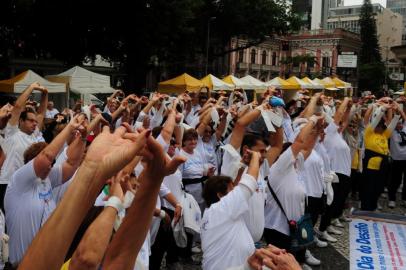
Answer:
[
  {"left": 36, "top": 87, "right": 49, "bottom": 130},
  {"left": 334, "top": 97, "right": 350, "bottom": 125},
  {"left": 196, "top": 107, "right": 213, "bottom": 137},
  {"left": 229, "top": 105, "right": 264, "bottom": 150},
  {"left": 62, "top": 132, "right": 86, "bottom": 183},
  {"left": 302, "top": 93, "right": 321, "bottom": 118},
  {"left": 19, "top": 127, "right": 150, "bottom": 270},
  {"left": 9, "top": 82, "right": 38, "bottom": 126},
  {"left": 69, "top": 174, "right": 124, "bottom": 270},
  {"left": 33, "top": 115, "right": 84, "bottom": 179},
  {"left": 160, "top": 99, "right": 178, "bottom": 144},
  {"left": 102, "top": 136, "right": 186, "bottom": 270},
  {"left": 266, "top": 127, "right": 283, "bottom": 166},
  {"left": 291, "top": 115, "right": 323, "bottom": 159}
]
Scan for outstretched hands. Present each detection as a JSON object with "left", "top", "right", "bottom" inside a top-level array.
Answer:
[{"left": 247, "top": 244, "right": 301, "bottom": 270}]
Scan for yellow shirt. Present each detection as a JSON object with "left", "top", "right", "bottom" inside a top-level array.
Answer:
[
  {"left": 351, "top": 149, "right": 360, "bottom": 170},
  {"left": 60, "top": 259, "right": 71, "bottom": 270},
  {"left": 364, "top": 126, "right": 391, "bottom": 170}
]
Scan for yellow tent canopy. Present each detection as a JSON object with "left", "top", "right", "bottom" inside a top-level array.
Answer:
[
  {"left": 158, "top": 73, "right": 203, "bottom": 94},
  {"left": 332, "top": 77, "right": 351, "bottom": 88},
  {"left": 201, "top": 74, "right": 234, "bottom": 91},
  {"left": 265, "top": 77, "right": 298, "bottom": 90},
  {"left": 320, "top": 77, "right": 337, "bottom": 89},
  {"left": 286, "top": 76, "right": 312, "bottom": 89},
  {"left": 0, "top": 70, "right": 66, "bottom": 93}
]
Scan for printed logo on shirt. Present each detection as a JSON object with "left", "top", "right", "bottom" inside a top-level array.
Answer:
[{"left": 38, "top": 188, "right": 52, "bottom": 202}]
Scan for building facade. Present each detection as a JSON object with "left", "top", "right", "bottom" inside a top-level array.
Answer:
[
  {"left": 387, "top": 0, "right": 406, "bottom": 44},
  {"left": 310, "top": 0, "right": 343, "bottom": 30},
  {"left": 327, "top": 3, "right": 403, "bottom": 61},
  {"left": 225, "top": 29, "right": 361, "bottom": 87}
]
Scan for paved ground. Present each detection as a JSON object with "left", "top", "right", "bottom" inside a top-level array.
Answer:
[{"left": 160, "top": 190, "right": 406, "bottom": 270}]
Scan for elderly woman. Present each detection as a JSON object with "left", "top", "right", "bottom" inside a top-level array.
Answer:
[
  {"left": 361, "top": 100, "right": 401, "bottom": 211},
  {"left": 201, "top": 151, "right": 261, "bottom": 270}
]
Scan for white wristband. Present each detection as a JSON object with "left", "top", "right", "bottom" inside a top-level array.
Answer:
[
  {"left": 105, "top": 196, "right": 124, "bottom": 213},
  {"left": 159, "top": 210, "right": 166, "bottom": 219},
  {"left": 309, "top": 115, "right": 318, "bottom": 125}
]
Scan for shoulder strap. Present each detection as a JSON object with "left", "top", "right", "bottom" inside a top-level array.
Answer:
[{"left": 266, "top": 178, "right": 290, "bottom": 223}]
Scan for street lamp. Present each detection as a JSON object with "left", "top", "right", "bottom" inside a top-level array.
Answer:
[{"left": 205, "top": 17, "right": 216, "bottom": 75}]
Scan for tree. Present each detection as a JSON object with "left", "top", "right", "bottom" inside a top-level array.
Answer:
[
  {"left": 0, "top": 0, "right": 298, "bottom": 91},
  {"left": 358, "top": 0, "right": 385, "bottom": 93}
]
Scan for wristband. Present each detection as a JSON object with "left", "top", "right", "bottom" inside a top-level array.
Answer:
[
  {"left": 105, "top": 196, "right": 124, "bottom": 213},
  {"left": 159, "top": 210, "right": 166, "bottom": 219},
  {"left": 309, "top": 115, "right": 318, "bottom": 125}
]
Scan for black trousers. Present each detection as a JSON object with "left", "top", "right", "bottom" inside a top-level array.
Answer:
[
  {"left": 0, "top": 184, "right": 6, "bottom": 214},
  {"left": 263, "top": 228, "right": 305, "bottom": 263},
  {"left": 305, "top": 196, "right": 325, "bottom": 227},
  {"left": 351, "top": 169, "right": 362, "bottom": 197},
  {"left": 360, "top": 168, "right": 383, "bottom": 211},
  {"left": 149, "top": 208, "right": 181, "bottom": 269},
  {"left": 331, "top": 173, "right": 351, "bottom": 219},
  {"left": 388, "top": 160, "right": 406, "bottom": 201},
  {"left": 319, "top": 173, "right": 350, "bottom": 231}
]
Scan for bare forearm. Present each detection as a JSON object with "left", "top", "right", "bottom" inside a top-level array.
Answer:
[
  {"left": 66, "top": 136, "right": 86, "bottom": 167},
  {"left": 103, "top": 171, "right": 163, "bottom": 270},
  {"left": 334, "top": 99, "right": 349, "bottom": 124},
  {"left": 70, "top": 207, "right": 117, "bottom": 270},
  {"left": 37, "top": 92, "right": 48, "bottom": 129},
  {"left": 10, "top": 85, "right": 34, "bottom": 125},
  {"left": 164, "top": 193, "right": 178, "bottom": 207},
  {"left": 142, "top": 101, "right": 156, "bottom": 114},
  {"left": 161, "top": 110, "right": 176, "bottom": 143},
  {"left": 20, "top": 162, "right": 102, "bottom": 270},
  {"left": 43, "top": 125, "right": 75, "bottom": 159}
]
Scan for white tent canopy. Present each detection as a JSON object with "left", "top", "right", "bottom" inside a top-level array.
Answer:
[
  {"left": 201, "top": 74, "right": 235, "bottom": 91},
  {"left": 46, "top": 66, "right": 114, "bottom": 94},
  {"left": 240, "top": 75, "right": 267, "bottom": 90},
  {"left": 0, "top": 70, "right": 66, "bottom": 93},
  {"left": 222, "top": 75, "right": 252, "bottom": 90}
]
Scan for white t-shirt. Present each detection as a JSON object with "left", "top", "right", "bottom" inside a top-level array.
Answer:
[
  {"left": 265, "top": 147, "right": 306, "bottom": 236},
  {"left": 314, "top": 141, "right": 331, "bottom": 174},
  {"left": 324, "top": 122, "right": 351, "bottom": 176},
  {"left": 390, "top": 126, "right": 406, "bottom": 161},
  {"left": 179, "top": 149, "right": 205, "bottom": 179},
  {"left": 5, "top": 160, "right": 63, "bottom": 264},
  {"left": 179, "top": 149, "right": 206, "bottom": 207},
  {"left": 220, "top": 144, "right": 268, "bottom": 241},
  {"left": 201, "top": 174, "right": 257, "bottom": 270},
  {"left": 45, "top": 108, "right": 59, "bottom": 119},
  {"left": 0, "top": 124, "right": 44, "bottom": 185},
  {"left": 298, "top": 150, "right": 324, "bottom": 198},
  {"left": 197, "top": 135, "right": 218, "bottom": 170},
  {"left": 162, "top": 169, "right": 183, "bottom": 211}
]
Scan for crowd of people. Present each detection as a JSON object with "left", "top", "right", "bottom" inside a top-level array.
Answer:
[{"left": 0, "top": 81, "right": 405, "bottom": 270}]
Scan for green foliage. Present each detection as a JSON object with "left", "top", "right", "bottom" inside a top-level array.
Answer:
[
  {"left": 0, "top": 0, "right": 298, "bottom": 90},
  {"left": 358, "top": 62, "right": 385, "bottom": 92},
  {"left": 358, "top": 0, "right": 384, "bottom": 92}
]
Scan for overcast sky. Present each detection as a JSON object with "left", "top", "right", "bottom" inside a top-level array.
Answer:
[{"left": 344, "top": 0, "right": 386, "bottom": 7}]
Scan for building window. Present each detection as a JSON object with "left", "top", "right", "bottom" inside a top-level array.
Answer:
[
  {"left": 238, "top": 50, "right": 244, "bottom": 63},
  {"left": 262, "top": 50, "right": 267, "bottom": 65},
  {"left": 272, "top": 52, "right": 277, "bottom": 66},
  {"left": 251, "top": 49, "right": 257, "bottom": 64},
  {"left": 322, "top": 56, "right": 330, "bottom": 67}
]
